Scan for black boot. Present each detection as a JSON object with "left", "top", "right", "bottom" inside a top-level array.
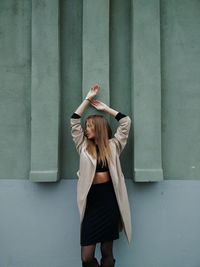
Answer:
[
  {"left": 82, "top": 257, "right": 100, "bottom": 267},
  {"left": 100, "top": 258, "right": 115, "bottom": 267}
]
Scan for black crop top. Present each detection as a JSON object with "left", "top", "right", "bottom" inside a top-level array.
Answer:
[
  {"left": 95, "top": 145, "right": 109, "bottom": 172},
  {"left": 96, "top": 159, "right": 109, "bottom": 172}
]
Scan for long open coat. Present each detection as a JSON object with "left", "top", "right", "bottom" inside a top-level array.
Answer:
[{"left": 70, "top": 115, "right": 132, "bottom": 243}]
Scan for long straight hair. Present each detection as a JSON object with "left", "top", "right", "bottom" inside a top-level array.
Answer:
[{"left": 84, "top": 115, "right": 113, "bottom": 165}]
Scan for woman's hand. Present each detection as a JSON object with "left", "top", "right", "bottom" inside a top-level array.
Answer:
[
  {"left": 90, "top": 100, "right": 108, "bottom": 111},
  {"left": 86, "top": 84, "right": 100, "bottom": 100}
]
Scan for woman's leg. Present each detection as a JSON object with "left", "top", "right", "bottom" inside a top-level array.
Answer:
[
  {"left": 100, "top": 241, "right": 115, "bottom": 266},
  {"left": 81, "top": 244, "right": 99, "bottom": 266}
]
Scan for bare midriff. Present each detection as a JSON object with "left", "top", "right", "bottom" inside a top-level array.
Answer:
[{"left": 92, "top": 171, "right": 111, "bottom": 184}]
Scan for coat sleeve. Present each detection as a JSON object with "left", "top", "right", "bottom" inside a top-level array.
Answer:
[
  {"left": 70, "top": 117, "right": 85, "bottom": 154},
  {"left": 112, "top": 116, "right": 131, "bottom": 155}
]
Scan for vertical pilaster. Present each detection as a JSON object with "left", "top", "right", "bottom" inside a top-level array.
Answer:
[
  {"left": 82, "top": 0, "right": 110, "bottom": 106},
  {"left": 131, "top": 0, "right": 163, "bottom": 181},
  {"left": 29, "top": 0, "right": 60, "bottom": 182}
]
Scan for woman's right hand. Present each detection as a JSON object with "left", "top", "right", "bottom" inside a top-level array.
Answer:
[
  {"left": 86, "top": 84, "right": 100, "bottom": 100},
  {"left": 90, "top": 100, "right": 108, "bottom": 111}
]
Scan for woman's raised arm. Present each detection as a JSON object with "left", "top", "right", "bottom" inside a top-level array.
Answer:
[
  {"left": 89, "top": 100, "right": 118, "bottom": 117},
  {"left": 70, "top": 85, "right": 100, "bottom": 154},
  {"left": 73, "top": 85, "right": 100, "bottom": 116}
]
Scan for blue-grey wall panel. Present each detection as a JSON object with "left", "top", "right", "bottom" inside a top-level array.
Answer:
[
  {"left": 161, "top": 0, "right": 200, "bottom": 179},
  {"left": 0, "top": 179, "right": 200, "bottom": 267}
]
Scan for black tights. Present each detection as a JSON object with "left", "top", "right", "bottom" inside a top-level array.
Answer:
[{"left": 81, "top": 241, "right": 114, "bottom": 264}]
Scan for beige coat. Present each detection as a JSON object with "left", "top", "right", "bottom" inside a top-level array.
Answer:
[{"left": 70, "top": 115, "right": 132, "bottom": 243}]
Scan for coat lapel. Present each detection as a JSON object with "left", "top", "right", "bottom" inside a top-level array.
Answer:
[{"left": 84, "top": 148, "right": 97, "bottom": 167}]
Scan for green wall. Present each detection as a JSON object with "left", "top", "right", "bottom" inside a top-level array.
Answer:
[
  {"left": 60, "top": 0, "right": 133, "bottom": 179},
  {"left": 0, "top": 0, "right": 200, "bottom": 181},
  {"left": 161, "top": 0, "right": 200, "bottom": 179},
  {"left": 1, "top": 1, "right": 200, "bottom": 266},
  {"left": 0, "top": 0, "right": 31, "bottom": 180}
]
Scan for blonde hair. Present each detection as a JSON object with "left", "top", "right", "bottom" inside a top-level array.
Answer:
[{"left": 84, "top": 115, "right": 113, "bottom": 165}]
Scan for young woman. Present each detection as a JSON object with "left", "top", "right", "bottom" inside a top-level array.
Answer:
[{"left": 70, "top": 85, "right": 132, "bottom": 267}]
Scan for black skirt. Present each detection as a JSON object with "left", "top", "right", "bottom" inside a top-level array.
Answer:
[{"left": 81, "top": 180, "right": 121, "bottom": 246}]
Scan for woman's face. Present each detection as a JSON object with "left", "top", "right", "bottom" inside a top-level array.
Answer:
[{"left": 85, "top": 120, "right": 95, "bottom": 140}]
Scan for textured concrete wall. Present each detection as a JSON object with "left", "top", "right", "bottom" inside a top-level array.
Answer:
[
  {"left": 161, "top": 0, "right": 200, "bottom": 180},
  {"left": 1, "top": 0, "right": 200, "bottom": 181},
  {"left": 0, "top": 179, "right": 200, "bottom": 267},
  {"left": 1, "top": 0, "right": 200, "bottom": 266},
  {"left": 0, "top": 0, "right": 31, "bottom": 180}
]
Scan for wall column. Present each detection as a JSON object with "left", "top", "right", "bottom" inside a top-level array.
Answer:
[
  {"left": 131, "top": 0, "right": 163, "bottom": 181},
  {"left": 82, "top": 0, "right": 110, "bottom": 109},
  {"left": 29, "top": 0, "right": 60, "bottom": 182}
]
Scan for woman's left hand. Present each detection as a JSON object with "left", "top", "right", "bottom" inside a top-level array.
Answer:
[
  {"left": 90, "top": 100, "right": 108, "bottom": 111},
  {"left": 86, "top": 84, "right": 100, "bottom": 100}
]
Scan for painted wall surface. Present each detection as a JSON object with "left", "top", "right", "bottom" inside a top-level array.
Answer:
[
  {"left": 0, "top": 0, "right": 31, "bottom": 180},
  {"left": 1, "top": 0, "right": 200, "bottom": 181},
  {"left": 60, "top": 0, "right": 133, "bottom": 180},
  {"left": 0, "top": 179, "right": 200, "bottom": 267},
  {"left": 161, "top": 0, "right": 200, "bottom": 180},
  {"left": 1, "top": 0, "right": 200, "bottom": 267}
]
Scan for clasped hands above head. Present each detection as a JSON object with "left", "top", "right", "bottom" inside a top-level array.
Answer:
[{"left": 85, "top": 85, "right": 108, "bottom": 111}]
